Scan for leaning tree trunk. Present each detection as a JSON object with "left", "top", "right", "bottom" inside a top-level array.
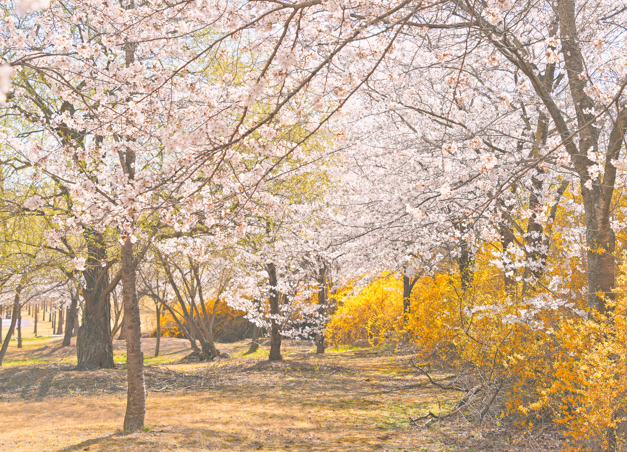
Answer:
[
  {"left": 62, "top": 295, "right": 78, "bottom": 347},
  {"left": 117, "top": 317, "right": 127, "bottom": 341},
  {"left": 121, "top": 237, "right": 146, "bottom": 432},
  {"left": 77, "top": 230, "right": 115, "bottom": 369},
  {"left": 267, "top": 263, "right": 282, "bottom": 361},
  {"left": 0, "top": 282, "right": 24, "bottom": 366}
]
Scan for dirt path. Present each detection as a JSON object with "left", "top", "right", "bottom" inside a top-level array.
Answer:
[{"left": 0, "top": 338, "right": 563, "bottom": 451}]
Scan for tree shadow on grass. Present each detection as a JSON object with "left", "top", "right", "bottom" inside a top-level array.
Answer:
[
  {"left": 52, "top": 424, "right": 396, "bottom": 452},
  {"left": 56, "top": 433, "right": 119, "bottom": 452}
]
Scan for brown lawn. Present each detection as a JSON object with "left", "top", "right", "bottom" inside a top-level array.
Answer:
[{"left": 0, "top": 338, "right": 563, "bottom": 451}]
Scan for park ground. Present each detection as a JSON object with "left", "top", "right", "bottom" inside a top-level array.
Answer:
[{"left": 0, "top": 336, "right": 565, "bottom": 452}]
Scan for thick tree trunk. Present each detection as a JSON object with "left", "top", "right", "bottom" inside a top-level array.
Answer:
[
  {"left": 557, "top": 0, "right": 622, "bottom": 314},
  {"left": 121, "top": 238, "right": 146, "bottom": 432},
  {"left": 0, "top": 283, "right": 24, "bottom": 366},
  {"left": 62, "top": 296, "right": 78, "bottom": 347},
  {"left": 52, "top": 312, "right": 56, "bottom": 335},
  {"left": 77, "top": 231, "right": 115, "bottom": 370},
  {"left": 267, "top": 263, "right": 282, "bottom": 361}
]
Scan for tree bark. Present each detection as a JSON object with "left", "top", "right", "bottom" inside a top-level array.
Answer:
[
  {"left": 402, "top": 273, "right": 419, "bottom": 318},
  {"left": 246, "top": 299, "right": 261, "bottom": 354},
  {"left": 458, "top": 240, "right": 474, "bottom": 292},
  {"left": 556, "top": 0, "right": 624, "bottom": 313},
  {"left": 315, "top": 265, "right": 328, "bottom": 354},
  {"left": 62, "top": 296, "right": 78, "bottom": 347},
  {"left": 57, "top": 309, "right": 64, "bottom": 335},
  {"left": 17, "top": 304, "right": 22, "bottom": 349},
  {"left": 121, "top": 237, "right": 146, "bottom": 432},
  {"left": 117, "top": 317, "right": 127, "bottom": 341},
  {"left": 77, "top": 230, "right": 115, "bottom": 369},
  {"left": 154, "top": 304, "right": 160, "bottom": 358},
  {"left": 267, "top": 263, "right": 282, "bottom": 361},
  {"left": 499, "top": 223, "right": 517, "bottom": 294},
  {"left": 247, "top": 324, "right": 260, "bottom": 354},
  {"left": 0, "top": 282, "right": 24, "bottom": 366},
  {"left": 34, "top": 305, "right": 38, "bottom": 337}
]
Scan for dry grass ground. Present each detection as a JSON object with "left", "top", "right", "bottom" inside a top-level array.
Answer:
[{"left": 0, "top": 337, "right": 564, "bottom": 452}]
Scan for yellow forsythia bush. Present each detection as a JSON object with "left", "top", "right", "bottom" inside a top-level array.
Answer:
[
  {"left": 326, "top": 273, "right": 404, "bottom": 346},
  {"left": 325, "top": 255, "right": 627, "bottom": 451}
]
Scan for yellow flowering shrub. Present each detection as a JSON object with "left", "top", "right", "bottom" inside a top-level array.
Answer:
[
  {"left": 326, "top": 273, "right": 404, "bottom": 346},
  {"left": 325, "top": 253, "right": 627, "bottom": 450}
]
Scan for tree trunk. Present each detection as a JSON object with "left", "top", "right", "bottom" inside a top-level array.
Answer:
[
  {"left": 77, "top": 230, "right": 115, "bottom": 370},
  {"left": 499, "top": 223, "right": 516, "bottom": 294},
  {"left": 17, "top": 304, "right": 22, "bottom": 349},
  {"left": 61, "top": 296, "right": 78, "bottom": 347},
  {"left": 117, "top": 317, "right": 127, "bottom": 341},
  {"left": 458, "top": 239, "right": 474, "bottom": 292},
  {"left": 247, "top": 324, "right": 260, "bottom": 354},
  {"left": 121, "top": 237, "right": 146, "bottom": 432},
  {"left": 159, "top": 257, "right": 214, "bottom": 360},
  {"left": 556, "top": 0, "right": 622, "bottom": 314},
  {"left": 316, "top": 266, "right": 328, "bottom": 354},
  {"left": 193, "top": 265, "right": 221, "bottom": 360},
  {"left": 154, "top": 304, "right": 161, "bottom": 358},
  {"left": 267, "top": 263, "right": 282, "bottom": 361},
  {"left": 402, "top": 275, "right": 411, "bottom": 315},
  {"left": 34, "top": 305, "right": 38, "bottom": 337},
  {"left": 52, "top": 312, "right": 56, "bottom": 335},
  {"left": 62, "top": 296, "right": 78, "bottom": 347},
  {"left": 57, "top": 309, "right": 64, "bottom": 335},
  {"left": 0, "top": 285, "right": 23, "bottom": 366}
]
